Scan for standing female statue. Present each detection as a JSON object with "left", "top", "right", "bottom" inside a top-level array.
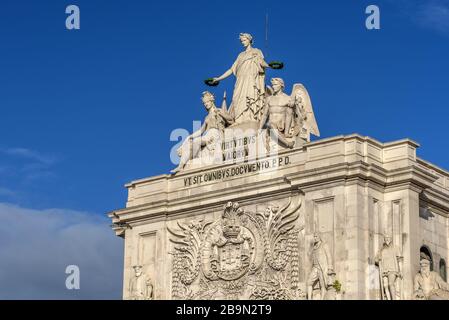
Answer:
[{"left": 213, "top": 33, "right": 270, "bottom": 124}]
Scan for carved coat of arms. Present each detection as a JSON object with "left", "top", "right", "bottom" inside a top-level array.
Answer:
[{"left": 168, "top": 195, "right": 304, "bottom": 300}]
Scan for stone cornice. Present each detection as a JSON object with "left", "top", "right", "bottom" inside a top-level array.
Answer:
[
  {"left": 109, "top": 163, "right": 445, "bottom": 225},
  {"left": 109, "top": 134, "right": 449, "bottom": 226}
]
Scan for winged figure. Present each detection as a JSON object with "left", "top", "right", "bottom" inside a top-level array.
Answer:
[
  {"left": 291, "top": 83, "right": 320, "bottom": 142},
  {"left": 260, "top": 78, "right": 319, "bottom": 149}
]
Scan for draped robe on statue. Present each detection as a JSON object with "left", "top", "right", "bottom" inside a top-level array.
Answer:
[{"left": 230, "top": 48, "right": 267, "bottom": 124}]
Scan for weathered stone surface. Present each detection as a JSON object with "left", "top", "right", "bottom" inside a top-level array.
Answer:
[{"left": 110, "top": 134, "right": 449, "bottom": 300}]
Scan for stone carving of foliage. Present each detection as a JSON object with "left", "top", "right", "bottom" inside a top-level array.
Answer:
[{"left": 168, "top": 195, "right": 304, "bottom": 300}]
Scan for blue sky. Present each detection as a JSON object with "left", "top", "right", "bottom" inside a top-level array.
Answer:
[{"left": 0, "top": 0, "right": 448, "bottom": 299}]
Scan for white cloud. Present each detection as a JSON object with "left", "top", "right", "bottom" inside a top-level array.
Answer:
[
  {"left": 1, "top": 148, "right": 58, "bottom": 166},
  {"left": 416, "top": 1, "right": 449, "bottom": 35},
  {"left": 0, "top": 203, "right": 123, "bottom": 299},
  {"left": 389, "top": 0, "right": 449, "bottom": 36},
  {"left": 0, "top": 147, "right": 60, "bottom": 186}
]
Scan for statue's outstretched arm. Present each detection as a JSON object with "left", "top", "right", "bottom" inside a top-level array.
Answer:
[
  {"left": 214, "top": 69, "right": 233, "bottom": 82},
  {"left": 254, "top": 49, "right": 269, "bottom": 69},
  {"left": 260, "top": 57, "right": 270, "bottom": 69}
]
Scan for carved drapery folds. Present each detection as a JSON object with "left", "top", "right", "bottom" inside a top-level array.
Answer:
[
  {"left": 375, "top": 234, "right": 403, "bottom": 300},
  {"left": 413, "top": 258, "right": 449, "bottom": 300},
  {"left": 168, "top": 196, "right": 304, "bottom": 300},
  {"left": 129, "top": 265, "right": 154, "bottom": 300}
]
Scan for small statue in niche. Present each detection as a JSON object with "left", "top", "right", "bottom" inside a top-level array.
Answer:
[
  {"left": 375, "top": 234, "right": 403, "bottom": 300},
  {"left": 306, "top": 232, "right": 334, "bottom": 300},
  {"left": 129, "top": 265, "right": 154, "bottom": 300}
]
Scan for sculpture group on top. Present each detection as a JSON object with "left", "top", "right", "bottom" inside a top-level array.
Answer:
[{"left": 172, "top": 33, "right": 319, "bottom": 173}]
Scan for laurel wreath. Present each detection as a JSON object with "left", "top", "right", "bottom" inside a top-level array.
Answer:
[
  {"left": 268, "top": 61, "right": 284, "bottom": 70},
  {"left": 204, "top": 78, "right": 219, "bottom": 87}
]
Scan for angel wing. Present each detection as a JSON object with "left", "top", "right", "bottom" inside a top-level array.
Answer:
[
  {"left": 260, "top": 196, "right": 302, "bottom": 270},
  {"left": 267, "top": 196, "right": 302, "bottom": 244},
  {"left": 168, "top": 220, "right": 212, "bottom": 252},
  {"left": 291, "top": 84, "right": 320, "bottom": 141},
  {"left": 167, "top": 220, "right": 212, "bottom": 285}
]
